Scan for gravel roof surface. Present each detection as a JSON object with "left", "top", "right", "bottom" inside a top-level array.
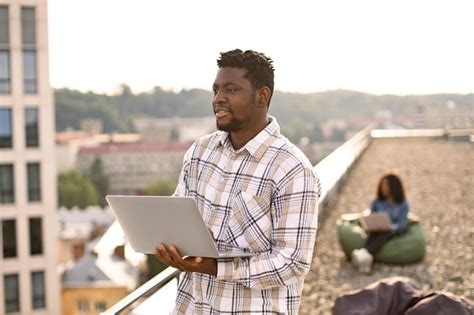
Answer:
[{"left": 300, "top": 137, "right": 474, "bottom": 314}]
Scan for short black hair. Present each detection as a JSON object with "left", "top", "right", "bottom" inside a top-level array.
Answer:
[{"left": 217, "top": 49, "right": 275, "bottom": 106}]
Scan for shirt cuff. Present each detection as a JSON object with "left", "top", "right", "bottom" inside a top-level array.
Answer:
[{"left": 216, "top": 259, "right": 235, "bottom": 280}]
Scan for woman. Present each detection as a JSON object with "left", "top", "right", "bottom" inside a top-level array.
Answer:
[{"left": 351, "top": 173, "right": 409, "bottom": 273}]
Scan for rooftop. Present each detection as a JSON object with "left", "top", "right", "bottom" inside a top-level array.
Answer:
[
  {"left": 58, "top": 207, "right": 115, "bottom": 240},
  {"left": 300, "top": 137, "right": 473, "bottom": 314}
]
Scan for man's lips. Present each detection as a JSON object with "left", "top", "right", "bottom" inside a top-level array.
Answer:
[{"left": 215, "top": 110, "right": 230, "bottom": 118}]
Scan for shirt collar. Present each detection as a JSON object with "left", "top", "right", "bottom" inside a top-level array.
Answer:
[{"left": 215, "top": 115, "right": 280, "bottom": 160}]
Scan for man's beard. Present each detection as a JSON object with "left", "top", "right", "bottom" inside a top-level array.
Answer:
[
  {"left": 216, "top": 114, "right": 246, "bottom": 132},
  {"left": 215, "top": 93, "right": 256, "bottom": 132}
]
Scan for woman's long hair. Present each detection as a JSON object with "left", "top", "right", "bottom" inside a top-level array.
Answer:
[{"left": 376, "top": 173, "right": 406, "bottom": 203}]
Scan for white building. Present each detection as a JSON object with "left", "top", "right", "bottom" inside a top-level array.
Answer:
[
  {"left": 134, "top": 116, "right": 215, "bottom": 143},
  {"left": 56, "top": 130, "right": 141, "bottom": 172},
  {"left": 57, "top": 207, "right": 115, "bottom": 265},
  {"left": 76, "top": 142, "right": 191, "bottom": 195},
  {"left": 0, "top": 0, "right": 60, "bottom": 314}
]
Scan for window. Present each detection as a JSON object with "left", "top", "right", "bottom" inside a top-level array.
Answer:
[
  {"left": 31, "top": 271, "right": 46, "bottom": 309},
  {"left": 0, "top": 50, "right": 10, "bottom": 93},
  {"left": 21, "top": 7, "right": 36, "bottom": 46},
  {"left": 2, "top": 219, "right": 17, "bottom": 258},
  {"left": 0, "top": 6, "right": 9, "bottom": 44},
  {"left": 4, "top": 274, "right": 20, "bottom": 313},
  {"left": 0, "top": 7, "right": 10, "bottom": 93},
  {"left": 0, "top": 164, "right": 14, "bottom": 203},
  {"left": 0, "top": 108, "right": 12, "bottom": 148},
  {"left": 95, "top": 301, "right": 106, "bottom": 312},
  {"left": 27, "top": 162, "right": 41, "bottom": 201},
  {"left": 23, "top": 50, "right": 37, "bottom": 93},
  {"left": 25, "top": 107, "right": 39, "bottom": 147},
  {"left": 78, "top": 300, "right": 89, "bottom": 314},
  {"left": 21, "top": 7, "right": 37, "bottom": 93},
  {"left": 29, "top": 217, "right": 43, "bottom": 255}
]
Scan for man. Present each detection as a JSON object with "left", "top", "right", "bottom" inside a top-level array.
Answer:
[{"left": 155, "top": 49, "right": 321, "bottom": 314}]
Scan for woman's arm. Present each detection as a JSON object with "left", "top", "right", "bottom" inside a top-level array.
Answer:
[
  {"left": 392, "top": 201, "right": 409, "bottom": 233},
  {"left": 370, "top": 199, "right": 378, "bottom": 212}
]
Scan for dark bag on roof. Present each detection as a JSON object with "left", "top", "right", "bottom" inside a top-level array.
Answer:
[{"left": 332, "top": 277, "right": 474, "bottom": 315}]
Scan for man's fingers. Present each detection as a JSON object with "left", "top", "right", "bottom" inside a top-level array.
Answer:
[
  {"left": 155, "top": 244, "right": 204, "bottom": 272},
  {"left": 155, "top": 245, "right": 179, "bottom": 265},
  {"left": 169, "top": 245, "right": 191, "bottom": 270},
  {"left": 169, "top": 245, "right": 184, "bottom": 263},
  {"left": 155, "top": 244, "right": 176, "bottom": 266}
]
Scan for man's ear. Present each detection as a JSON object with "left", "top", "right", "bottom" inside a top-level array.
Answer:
[{"left": 257, "top": 87, "right": 271, "bottom": 109}]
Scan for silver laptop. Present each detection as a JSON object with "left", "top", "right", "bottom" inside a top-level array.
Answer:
[
  {"left": 106, "top": 195, "right": 255, "bottom": 258},
  {"left": 360, "top": 211, "right": 392, "bottom": 232}
]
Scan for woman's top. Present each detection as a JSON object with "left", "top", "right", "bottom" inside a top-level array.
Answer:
[{"left": 370, "top": 199, "right": 409, "bottom": 233}]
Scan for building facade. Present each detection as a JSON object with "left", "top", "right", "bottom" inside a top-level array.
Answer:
[
  {"left": 133, "top": 116, "right": 215, "bottom": 143},
  {"left": 76, "top": 142, "right": 191, "bottom": 195},
  {"left": 0, "top": 0, "right": 60, "bottom": 314}
]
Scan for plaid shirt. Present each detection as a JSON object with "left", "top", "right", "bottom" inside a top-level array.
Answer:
[{"left": 172, "top": 116, "right": 321, "bottom": 314}]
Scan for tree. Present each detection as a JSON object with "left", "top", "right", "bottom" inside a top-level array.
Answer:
[
  {"left": 88, "top": 157, "right": 109, "bottom": 206},
  {"left": 58, "top": 171, "right": 100, "bottom": 209},
  {"left": 309, "top": 123, "right": 325, "bottom": 143},
  {"left": 330, "top": 128, "right": 347, "bottom": 141},
  {"left": 281, "top": 119, "right": 311, "bottom": 144},
  {"left": 143, "top": 179, "right": 176, "bottom": 196},
  {"left": 118, "top": 83, "right": 133, "bottom": 97},
  {"left": 170, "top": 127, "right": 180, "bottom": 142}
]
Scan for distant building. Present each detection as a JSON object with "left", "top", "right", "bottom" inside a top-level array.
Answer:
[
  {"left": 134, "top": 116, "right": 215, "bottom": 143},
  {"left": 0, "top": 1, "right": 60, "bottom": 314},
  {"left": 76, "top": 142, "right": 192, "bottom": 194},
  {"left": 61, "top": 220, "right": 146, "bottom": 315},
  {"left": 57, "top": 207, "right": 115, "bottom": 264},
  {"left": 415, "top": 105, "right": 425, "bottom": 128},
  {"left": 56, "top": 130, "right": 141, "bottom": 172},
  {"left": 61, "top": 254, "right": 128, "bottom": 315},
  {"left": 444, "top": 101, "right": 474, "bottom": 129}
]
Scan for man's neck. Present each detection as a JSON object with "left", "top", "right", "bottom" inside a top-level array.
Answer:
[{"left": 229, "top": 116, "right": 270, "bottom": 150}]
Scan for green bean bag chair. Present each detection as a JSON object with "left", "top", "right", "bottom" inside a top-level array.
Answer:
[{"left": 336, "top": 211, "right": 426, "bottom": 264}]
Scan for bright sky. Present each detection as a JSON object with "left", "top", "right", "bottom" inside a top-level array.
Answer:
[{"left": 48, "top": 0, "right": 474, "bottom": 95}]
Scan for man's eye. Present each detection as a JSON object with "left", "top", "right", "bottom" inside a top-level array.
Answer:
[{"left": 227, "top": 87, "right": 237, "bottom": 92}]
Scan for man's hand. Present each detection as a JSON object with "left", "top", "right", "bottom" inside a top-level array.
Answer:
[{"left": 155, "top": 244, "right": 217, "bottom": 276}]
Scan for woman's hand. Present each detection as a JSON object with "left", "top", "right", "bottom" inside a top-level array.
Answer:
[{"left": 155, "top": 244, "right": 217, "bottom": 276}]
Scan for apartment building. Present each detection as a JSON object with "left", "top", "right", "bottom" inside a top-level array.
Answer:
[
  {"left": 76, "top": 142, "right": 191, "bottom": 195},
  {"left": 0, "top": 0, "right": 60, "bottom": 314}
]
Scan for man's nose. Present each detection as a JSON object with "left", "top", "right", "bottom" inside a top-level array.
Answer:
[{"left": 213, "top": 89, "right": 226, "bottom": 104}]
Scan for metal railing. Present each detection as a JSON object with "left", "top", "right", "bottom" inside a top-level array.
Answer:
[
  {"left": 314, "top": 124, "right": 375, "bottom": 211},
  {"left": 101, "top": 267, "right": 180, "bottom": 314}
]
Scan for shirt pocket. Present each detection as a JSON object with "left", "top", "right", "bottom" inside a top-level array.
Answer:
[{"left": 224, "top": 190, "right": 272, "bottom": 252}]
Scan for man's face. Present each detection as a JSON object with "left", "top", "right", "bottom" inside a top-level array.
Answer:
[{"left": 212, "top": 67, "right": 258, "bottom": 132}]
